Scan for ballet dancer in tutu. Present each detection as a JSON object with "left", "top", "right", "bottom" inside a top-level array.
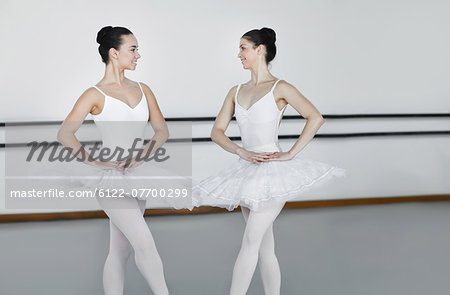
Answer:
[
  {"left": 58, "top": 26, "right": 173, "bottom": 295},
  {"left": 193, "top": 27, "right": 345, "bottom": 294}
]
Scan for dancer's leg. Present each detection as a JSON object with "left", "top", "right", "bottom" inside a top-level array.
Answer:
[
  {"left": 102, "top": 198, "right": 147, "bottom": 295},
  {"left": 230, "top": 202, "right": 285, "bottom": 295},
  {"left": 98, "top": 196, "right": 168, "bottom": 295},
  {"left": 241, "top": 207, "right": 281, "bottom": 295}
]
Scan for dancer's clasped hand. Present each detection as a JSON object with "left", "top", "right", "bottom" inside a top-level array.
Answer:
[
  {"left": 116, "top": 157, "right": 145, "bottom": 174},
  {"left": 236, "top": 148, "right": 273, "bottom": 164},
  {"left": 90, "top": 157, "right": 144, "bottom": 175}
]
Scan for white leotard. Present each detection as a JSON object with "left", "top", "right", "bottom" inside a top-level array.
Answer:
[
  {"left": 234, "top": 80, "right": 287, "bottom": 152},
  {"left": 91, "top": 82, "right": 149, "bottom": 154}
]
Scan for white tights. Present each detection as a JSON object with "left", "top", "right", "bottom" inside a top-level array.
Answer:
[
  {"left": 96, "top": 196, "right": 169, "bottom": 295},
  {"left": 230, "top": 202, "right": 285, "bottom": 295}
]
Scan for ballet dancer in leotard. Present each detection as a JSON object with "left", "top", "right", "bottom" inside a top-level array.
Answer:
[
  {"left": 57, "top": 26, "right": 170, "bottom": 295},
  {"left": 193, "top": 27, "right": 345, "bottom": 294}
]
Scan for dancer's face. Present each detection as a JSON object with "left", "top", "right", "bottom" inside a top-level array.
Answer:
[
  {"left": 111, "top": 34, "right": 141, "bottom": 70},
  {"left": 237, "top": 38, "right": 264, "bottom": 69}
]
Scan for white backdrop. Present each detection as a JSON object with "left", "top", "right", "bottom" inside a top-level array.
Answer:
[{"left": 1, "top": 0, "right": 449, "bottom": 120}]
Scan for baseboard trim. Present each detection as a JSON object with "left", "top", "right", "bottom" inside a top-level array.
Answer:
[{"left": 0, "top": 194, "right": 449, "bottom": 223}]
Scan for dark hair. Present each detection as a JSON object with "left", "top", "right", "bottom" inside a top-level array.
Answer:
[
  {"left": 242, "top": 27, "right": 277, "bottom": 64},
  {"left": 96, "top": 26, "right": 133, "bottom": 63}
]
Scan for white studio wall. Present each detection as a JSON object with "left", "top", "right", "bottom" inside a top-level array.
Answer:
[{"left": 1, "top": 0, "right": 449, "bottom": 120}]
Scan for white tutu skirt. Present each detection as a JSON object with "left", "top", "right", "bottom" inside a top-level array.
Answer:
[
  {"left": 192, "top": 156, "right": 346, "bottom": 211},
  {"left": 47, "top": 160, "right": 193, "bottom": 210}
]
